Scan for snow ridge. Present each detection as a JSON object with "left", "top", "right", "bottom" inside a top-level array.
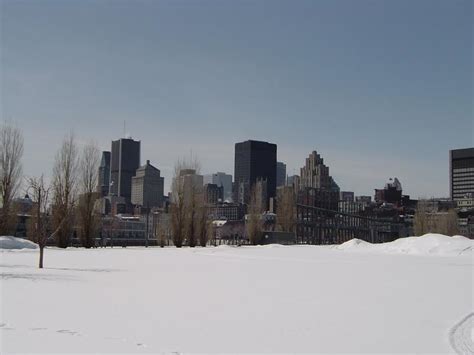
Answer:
[
  {"left": 449, "top": 312, "right": 474, "bottom": 355},
  {"left": 336, "top": 234, "right": 473, "bottom": 256},
  {"left": 0, "top": 236, "right": 38, "bottom": 250}
]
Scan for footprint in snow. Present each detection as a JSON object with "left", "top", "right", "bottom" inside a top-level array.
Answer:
[
  {"left": 57, "top": 329, "right": 81, "bottom": 336},
  {"left": 0, "top": 322, "right": 14, "bottom": 330}
]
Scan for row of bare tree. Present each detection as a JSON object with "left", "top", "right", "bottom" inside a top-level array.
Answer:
[
  {"left": 167, "top": 158, "right": 298, "bottom": 247},
  {"left": 0, "top": 123, "right": 24, "bottom": 235},
  {"left": 1, "top": 122, "right": 102, "bottom": 267},
  {"left": 170, "top": 158, "right": 212, "bottom": 247},
  {"left": 413, "top": 199, "right": 459, "bottom": 236}
]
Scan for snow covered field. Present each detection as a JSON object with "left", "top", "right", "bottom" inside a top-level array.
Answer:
[{"left": 1, "top": 235, "right": 472, "bottom": 353}]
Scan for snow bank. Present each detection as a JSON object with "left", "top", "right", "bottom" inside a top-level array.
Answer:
[
  {"left": 337, "top": 233, "right": 472, "bottom": 256},
  {"left": 336, "top": 238, "right": 371, "bottom": 250},
  {"left": 0, "top": 236, "right": 38, "bottom": 250}
]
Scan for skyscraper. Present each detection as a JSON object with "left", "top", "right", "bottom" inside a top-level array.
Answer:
[
  {"left": 97, "top": 151, "right": 111, "bottom": 197},
  {"left": 276, "top": 161, "right": 286, "bottom": 187},
  {"left": 203, "top": 172, "right": 233, "bottom": 201},
  {"left": 131, "top": 160, "right": 164, "bottom": 208},
  {"left": 300, "top": 151, "right": 338, "bottom": 191},
  {"left": 450, "top": 148, "right": 474, "bottom": 201},
  {"left": 234, "top": 140, "right": 277, "bottom": 204},
  {"left": 110, "top": 137, "right": 140, "bottom": 202}
]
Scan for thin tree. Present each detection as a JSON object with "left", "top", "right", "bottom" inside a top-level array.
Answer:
[
  {"left": 197, "top": 201, "right": 209, "bottom": 247},
  {"left": 171, "top": 159, "right": 186, "bottom": 247},
  {"left": 434, "top": 209, "right": 460, "bottom": 236},
  {"left": 51, "top": 133, "right": 78, "bottom": 248},
  {"left": 27, "top": 176, "right": 68, "bottom": 268},
  {"left": 413, "top": 199, "right": 428, "bottom": 236},
  {"left": 445, "top": 209, "right": 460, "bottom": 236},
  {"left": 246, "top": 184, "right": 263, "bottom": 245},
  {"left": 170, "top": 156, "right": 201, "bottom": 247},
  {"left": 0, "top": 122, "right": 24, "bottom": 235},
  {"left": 77, "top": 142, "right": 100, "bottom": 248},
  {"left": 276, "top": 186, "right": 296, "bottom": 233},
  {"left": 156, "top": 214, "right": 169, "bottom": 248},
  {"left": 186, "top": 194, "right": 198, "bottom": 247},
  {"left": 185, "top": 171, "right": 203, "bottom": 247}
]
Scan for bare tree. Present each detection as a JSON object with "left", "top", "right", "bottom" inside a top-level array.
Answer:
[
  {"left": 171, "top": 160, "right": 186, "bottom": 247},
  {"left": 185, "top": 173, "right": 203, "bottom": 248},
  {"left": 156, "top": 213, "right": 170, "bottom": 248},
  {"left": 246, "top": 184, "right": 263, "bottom": 245},
  {"left": 77, "top": 142, "right": 100, "bottom": 248},
  {"left": 276, "top": 186, "right": 296, "bottom": 233},
  {"left": 197, "top": 202, "right": 209, "bottom": 247},
  {"left": 0, "top": 122, "right": 24, "bottom": 235},
  {"left": 153, "top": 211, "right": 170, "bottom": 248},
  {"left": 170, "top": 156, "right": 202, "bottom": 247},
  {"left": 414, "top": 199, "right": 460, "bottom": 236},
  {"left": 51, "top": 133, "right": 78, "bottom": 248},
  {"left": 27, "top": 176, "right": 68, "bottom": 268},
  {"left": 186, "top": 198, "right": 198, "bottom": 247},
  {"left": 413, "top": 199, "right": 428, "bottom": 236},
  {"left": 433, "top": 209, "right": 460, "bottom": 236},
  {"left": 446, "top": 209, "right": 460, "bottom": 236}
]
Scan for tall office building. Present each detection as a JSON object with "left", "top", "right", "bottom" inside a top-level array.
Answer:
[
  {"left": 97, "top": 151, "right": 111, "bottom": 197},
  {"left": 450, "top": 148, "right": 474, "bottom": 201},
  {"left": 276, "top": 162, "right": 286, "bottom": 187},
  {"left": 300, "top": 150, "right": 338, "bottom": 191},
  {"left": 234, "top": 140, "right": 277, "bottom": 204},
  {"left": 110, "top": 137, "right": 140, "bottom": 202},
  {"left": 131, "top": 160, "right": 164, "bottom": 208},
  {"left": 203, "top": 172, "right": 233, "bottom": 201}
]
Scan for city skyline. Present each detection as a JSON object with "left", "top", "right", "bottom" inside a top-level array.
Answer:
[{"left": 2, "top": 0, "right": 472, "bottom": 198}]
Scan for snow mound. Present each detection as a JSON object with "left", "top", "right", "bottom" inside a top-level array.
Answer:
[
  {"left": 336, "top": 238, "right": 370, "bottom": 249},
  {"left": 337, "top": 234, "right": 472, "bottom": 256},
  {"left": 260, "top": 244, "right": 289, "bottom": 248},
  {"left": 0, "top": 236, "right": 38, "bottom": 250}
]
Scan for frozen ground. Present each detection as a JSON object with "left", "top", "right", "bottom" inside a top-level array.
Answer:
[{"left": 1, "top": 235, "right": 473, "bottom": 353}]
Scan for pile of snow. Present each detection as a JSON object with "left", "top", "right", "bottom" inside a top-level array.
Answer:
[
  {"left": 0, "top": 236, "right": 38, "bottom": 250},
  {"left": 337, "top": 233, "right": 472, "bottom": 256},
  {"left": 336, "top": 238, "right": 371, "bottom": 250}
]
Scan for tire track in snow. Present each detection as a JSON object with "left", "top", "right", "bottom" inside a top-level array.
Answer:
[{"left": 449, "top": 312, "right": 473, "bottom": 354}]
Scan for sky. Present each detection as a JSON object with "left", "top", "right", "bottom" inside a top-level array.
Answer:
[{"left": 1, "top": 0, "right": 472, "bottom": 197}]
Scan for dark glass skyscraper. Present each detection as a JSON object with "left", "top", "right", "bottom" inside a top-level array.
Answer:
[
  {"left": 110, "top": 138, "right": 140, "bottom": 202},
  {"left": 276, "top": 161, "right": 286, "bottom": 187},
  {"left": 234, "top": 140, "right": 277, "bottom": 204},
  {"left": 450, "top": 147, "right": 474, "bottom": 201}
]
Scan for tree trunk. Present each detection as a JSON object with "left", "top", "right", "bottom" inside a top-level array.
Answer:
[{"left": 39, "top": 246, "right": 44, "bottom": 269}]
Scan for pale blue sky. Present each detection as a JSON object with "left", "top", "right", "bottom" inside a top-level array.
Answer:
[{"left": 1, "top": 0, "right": 472, "bottom": 197}]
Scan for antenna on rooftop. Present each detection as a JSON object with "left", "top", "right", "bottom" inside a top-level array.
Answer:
[{"left": 123, "top": 120, "right": 126, "bottom": 138}]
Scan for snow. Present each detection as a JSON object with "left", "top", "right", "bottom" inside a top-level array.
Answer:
[
  {"left": 337, "top": 233, "right": 473, "bottom": 256},
  {"left": 0, "top": 238, "right": 472, "bottom": 353},
  {"left": 0, "top": 236, "right": 38, "bottom": 250}
]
